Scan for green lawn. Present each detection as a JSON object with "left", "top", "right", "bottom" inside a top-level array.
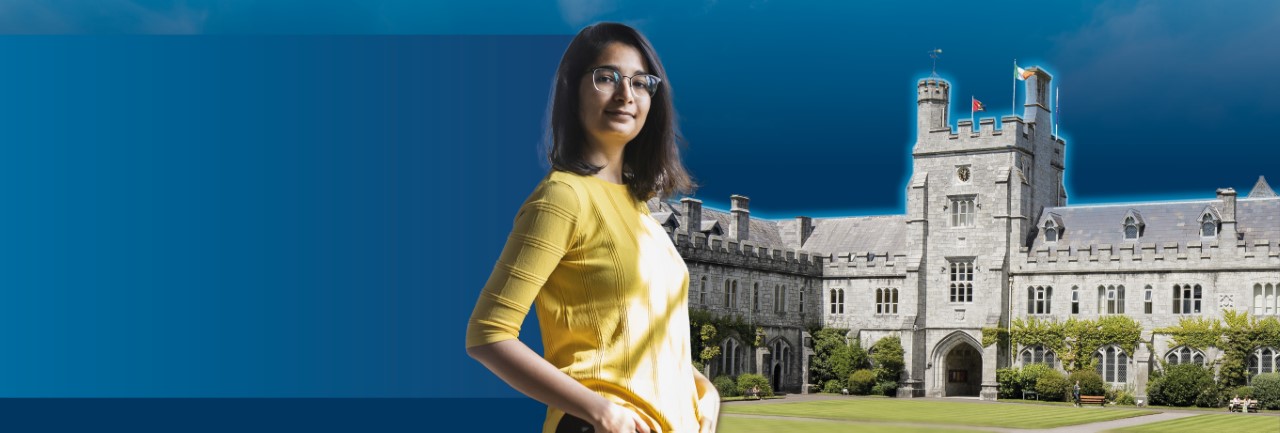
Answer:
[
  {"left": 1107, "top": 414, "right": 1280, "bottom": 433},
  {"left": 720, "top": 416, "right": 993, "bottom": 433},
  {"left": 723, "top": 398, "right": 1159, "bottom": 429}
]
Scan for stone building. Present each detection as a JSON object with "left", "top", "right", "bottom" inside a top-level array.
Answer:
[{"left": 649, "top": 67, "right": 1280, "bottom": 399}]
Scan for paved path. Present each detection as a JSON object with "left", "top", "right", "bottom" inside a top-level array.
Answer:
[{"left": 721, "top": 394, "right": 1279, "bottom": 433}]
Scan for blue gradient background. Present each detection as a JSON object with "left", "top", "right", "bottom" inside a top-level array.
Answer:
[{"left": 1, "top": 0, "right": 1278, "bottom": 430}]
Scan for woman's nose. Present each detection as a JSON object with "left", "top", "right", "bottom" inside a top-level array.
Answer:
[{"left": 614, "top": 78, "right": 635, "bottom": 103}]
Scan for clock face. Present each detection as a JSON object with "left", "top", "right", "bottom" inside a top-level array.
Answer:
[{"left": 958, "top": 167, "right": 971, "bottom": 182}]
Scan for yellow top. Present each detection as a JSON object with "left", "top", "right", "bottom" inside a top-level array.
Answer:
[{"left": 466, "top": 170, "right": 699, "bottom": 433}]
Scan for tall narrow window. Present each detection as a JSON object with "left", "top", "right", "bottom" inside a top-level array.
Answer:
[
  {"left": 949, "top": 260, "right": 974, "bottom": 302},
  {"left": 1028, "top": 286, "right": 1051, "bottom": 314},
  {"left": 753, "top": 283, "right": 760, "bottom": 311},
  {"left": 724, "top": 280, "right": 732, "bottom": 308},
  {"left": 1071, "top": 286, "right": 1080, "bottom": 314},
  {"left": 774, "top": 285, "right": 787, "bottom": 313},
  {"left": 830, "top": 288, "right": 845, "bottom": 314},
  {"left": 799, "top": 285, "right": 805, "bottom": 313},
  {"left": 699, "top": 276, "right": 707, "bottom": 306},
  {"left": 876, "top": 288, "right": 899, "bottom": 314},
  {"left": 951, "top": 197, "right": 976, "bottom": 228},
  {"left": 721, "top": 338, "right": 743, "bottom": 376},
  {"left": 1144, "top": 285, "right": 1153, "bottom": 314},
  {"left": 1173, "top": 284, "right": 1202, "bottom": 314},
  {"left": 1096, "top": 346, "right": 1129, "bottom": 383},
  {"left": 1256, "top": 283, "right": 1278, "bottom": 316},
  {"left": 1098, "top": 285, "right": 1125, "bottom": 314}
]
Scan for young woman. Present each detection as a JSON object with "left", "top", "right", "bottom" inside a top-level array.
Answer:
[{"left": 466, "top": 23, "right": 719, "bottom": 433}]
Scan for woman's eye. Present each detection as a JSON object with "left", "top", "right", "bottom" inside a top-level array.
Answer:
[{"left": 596, "top": 75, "right": 616, "bottom": 83}]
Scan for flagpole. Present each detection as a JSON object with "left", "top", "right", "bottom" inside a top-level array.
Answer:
[
  {"left": 1011, "top": 59, "right": 1017, "bottom": 120},
  {"left": 971, "top": 95, "right": 975, "bottom": 130},
  {"left": 1054, "top": 85, "right": 1060, "bottom": 136}
]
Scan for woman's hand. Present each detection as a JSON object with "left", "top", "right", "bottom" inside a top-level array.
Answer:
[
  {"left": 692, "top": 370, "right": 720, "bottom": 433},
  {"left": 592, "top": 402, "right": 650, "bottom": 433}
]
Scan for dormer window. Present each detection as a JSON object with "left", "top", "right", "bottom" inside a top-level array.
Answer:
[
  {"left": 1121, "top": 210, "right": 1145, "bottom": 241},
  {"left": 1201, "top": 215, "right": 1217, "bottom": 237},
  {"left": 1198, "top": 207, "right": 1220, "bottom": 238},
  {"left": 1044, "top": 221, "right": 1059, "bottom": 243}
]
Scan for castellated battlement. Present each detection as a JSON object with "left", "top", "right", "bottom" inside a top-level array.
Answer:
[
  {"left": 665, "top": 227, "right": 824, "bottom": 276},
  {"left": 821, "top": 251, "right": 911, "bottom": 277},
  {"left": 1014, "top": 239, "right": 1280, "bottom": 273}
]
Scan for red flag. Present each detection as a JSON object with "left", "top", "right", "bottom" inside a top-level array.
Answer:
[{"left": 972, "top": 97, "right": 986, "bottom": 112}]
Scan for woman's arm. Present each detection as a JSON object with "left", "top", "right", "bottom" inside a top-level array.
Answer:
[
  {"left": 467, "top": 339, "right": 649, "bottom": 433},
  {"left": 691, "top": 369, "right": 720, "bottom": 433}
]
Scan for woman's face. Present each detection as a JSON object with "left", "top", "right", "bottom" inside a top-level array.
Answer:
[{"left": 578, "top": 42, "right": 651, "bottom": 151}]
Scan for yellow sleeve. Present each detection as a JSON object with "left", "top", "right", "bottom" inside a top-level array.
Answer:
[{"left": 465, "top": 179, "right": 580, "bottom": 348}]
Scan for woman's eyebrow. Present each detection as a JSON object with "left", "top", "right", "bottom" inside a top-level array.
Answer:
[{"left": 593, "top": 64, "right": 649, "bottom": 75}]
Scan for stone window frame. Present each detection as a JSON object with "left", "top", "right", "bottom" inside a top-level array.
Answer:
[
  {"left": 1248, "top": 347, "right": 1279, "bottom": 378},
  {"left": 1173, "top": 283, "right": 1203, "bottom": 315},
  {"left": 1255, "top": 283, "right": 1278, "bottom": 316},
  {"left": 1027, "top": 285, "right": 1052, "bottom": 315},
  {"left": 771, "top": 338, "right": 792, "bottom": 384},
  {"left": 1071, "top": 286, "right": 1080, "bottom": 314},
  {"left": 948, "top": 259, "right": 975, "bottom": 303},
  {"left": 875, "top": 287, "right": 899, "bottom": 314},
  {"left": 773, "top": 284, "right": 787, "bottom": 314},
  {"left": 1143, "top": 285, "right": 1153, "bottom": 314},
  {"left": 949, "top": 195, "right": 977, "bottom": 228},
  {"left": 720, "top": 337, "right": 744, "bottom": 377},
  {"left": 1199, "top": 206, "right": 1221, "bottom": 239},
  {"left": 829, "top": 288, "right": 845, "bottom": 314},
  {"left": 1095, "top": 345, "right": 1130, "bottom": 384},
  {"left": 699, "top": 276, "right": 707, "bottom": 306},
  {"left": 753, "top": 282, "right": 761, "bottom": 312},
  {"left": 1097, "top": 284, "right": 1126, "bottom": 314},
  {"left": 724, "top": 279, "right": 739, "bottom": 310},
  {"left": 1121, "top": 209, "right": 1145, "bottom": 241},
  {"left": 1165, "top": 346, "right": 1205, "bottom": 367},
  {"left": 1021, "top": 345, "right": 1056, "bottom": 367},
  {"left": 799, "top": 284, "right": 806, "bottom": 314},
  {"left": 1043, "top": 220, "right": 1060, "bottom": 243}
]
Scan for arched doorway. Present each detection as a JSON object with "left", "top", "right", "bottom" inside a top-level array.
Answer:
[
  {"left": 932, "top": 332, "right": 984, "bottom": 397},
  {"left": 771, "top": 364, "right": 781, "bottom": 391}
]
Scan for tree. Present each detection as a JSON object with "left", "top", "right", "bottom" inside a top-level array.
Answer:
[{"left": 871, "top": 336, "right": 905, "bottom": 385}]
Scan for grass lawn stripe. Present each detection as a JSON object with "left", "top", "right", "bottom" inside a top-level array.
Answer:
[
  {"left": 1107, "top": 414, "right": 1280, "bottom": 433},
  {"left": 723, "top": 399, "right": 1158, "bottom": 429},
  {"left": 719, "top": 416, "right": 995, "bottom": 433}
]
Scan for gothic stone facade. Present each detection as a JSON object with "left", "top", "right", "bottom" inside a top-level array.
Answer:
[{"left": 649, "top": 68, "right": 1280, "bottom": 400}]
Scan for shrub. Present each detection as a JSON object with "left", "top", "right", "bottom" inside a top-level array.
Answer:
[
  {"left": 1019, "top": 363, "right": 1053, "bottom": 395},
  {"left": 1035, "top": 369, "right": 1070, "bottom": 402},
  {"left": 1233, "top": 385, "right": 1255, "bottom": 399},
  {"left": 996, "top": 367, "right": 1020, "bottom": 399},
  {"left": 1151, "top": 363, "right": 1215, "bottom": 407},
  {"left": 1253, "top": 373, "right": 1280, "bottom": 410},
  {"left": 1067, "top": 370, "right": 1107, "bottom": 397},
  {"left": 847, "top": 369, "right": 876, "bottom": 395},
  {"left": 1112, "top": 385, "right": 1137, "bottom": 406},
  {"left": 871, "top": 336, "right": 905, "bottom": 384},
  {"left": 822, "top": 379, "right": 843, "bottom": 394},
  {"left": 736, "top": 373, "right": 773, "bottom": 398},
  {"left": 810, "top": 328, "right": 867, "bottom": 388},
  {"left": 713, "top": 375, "right": 739, "bottom": 397},
  {"left": 1195, "top": 385, "right": 1224, "bottom": 408},
  {"left": 872, "top": 380, "right": 899, "bottom": 397}
]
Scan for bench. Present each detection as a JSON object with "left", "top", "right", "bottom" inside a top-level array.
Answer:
[
  {"left": 1079, "top": 395, "right": 1106, "bottom": 406},
  {"left": 1229, "top": 401, "right": 1260, "bottom": 413},
  {"left": 1022, "top": 390, "right": 1038, "bottom": 400}
]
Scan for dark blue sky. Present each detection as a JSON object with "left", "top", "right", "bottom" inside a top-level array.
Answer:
[{"left": 6, "top": 0, "right": 1277, "bottom": 218}]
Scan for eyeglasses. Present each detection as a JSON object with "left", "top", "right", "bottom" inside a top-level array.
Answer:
[{"left": 589, "top": 67, "right": 661, "bottom": 97}]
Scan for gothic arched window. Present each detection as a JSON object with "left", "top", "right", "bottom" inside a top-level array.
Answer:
[{"left": 1095, "top": 346, "right": 1129, "bottom": 383}]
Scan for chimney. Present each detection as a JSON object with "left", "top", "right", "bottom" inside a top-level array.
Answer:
[
  {"left": 1217, "top": 188, "right": 1238, "bottom": 240},
  {"left": 730, "top": 195, "right": 750, "bottom": 241},
  {"left": 796, "top": 216, "right": 814, "bottom": 245},
  {"left": 681, "top": 198, "right": 702, "bottom": 240}
]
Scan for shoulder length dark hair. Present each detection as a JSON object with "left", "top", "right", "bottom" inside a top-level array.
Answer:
[{"left": 545, "top": 22, "right": 695, "bottom": 202}]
